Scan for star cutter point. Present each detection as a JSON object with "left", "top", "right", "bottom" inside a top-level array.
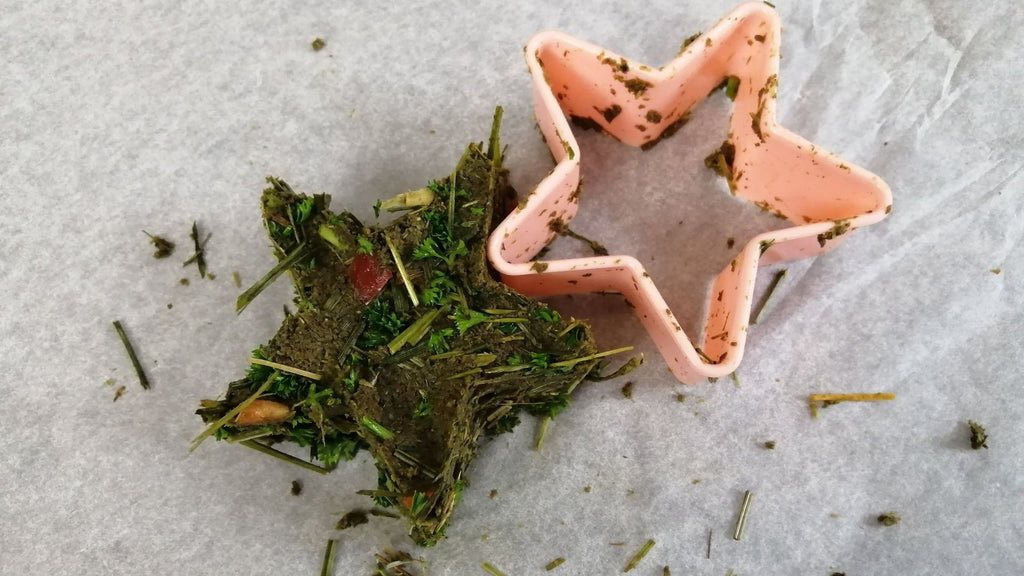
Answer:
[{"left": 487, "top": 3, "right": 893, "bottom": 384}]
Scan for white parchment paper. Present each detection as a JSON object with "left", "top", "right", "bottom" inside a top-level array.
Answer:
[{"left": 2, "top": 1, "right": 1022, "bottom": 574}]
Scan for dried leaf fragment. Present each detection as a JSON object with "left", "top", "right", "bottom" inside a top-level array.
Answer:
[
  {"left": 968, "top": 420, "right": 988, "bottom": 449},
  {"left": 877, "top": 512, "right": 901, "bottom": 526}
]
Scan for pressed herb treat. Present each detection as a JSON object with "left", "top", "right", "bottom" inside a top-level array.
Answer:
[{"left": 194, "top": 110, "right": 618, "bottom": 546}]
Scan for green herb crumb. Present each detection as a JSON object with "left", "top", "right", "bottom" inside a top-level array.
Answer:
[
  {"left": 623, "top": 78, "right": 653, "bottom": 96},
  {"left": 968, "top": 420, "right": 988, "bottom": 449},
  {"left": 602, "top": 104, "right": 623, "bottom": 123},
  {"left": 545, "top": 557, "right": 566, "bottom": 571},
  {"left": 624, "top": 539, "right": 656, "bottom": 572},
  {"left": 621, "top": 381, "right": 634, "bottom": 399},
  {"left": 679, "top": 32, "right": 702, "bottom": 53},
  {"left": 482, "top": 562, "right": 507, "bottom": 576},
  {"left": 144, "top": 232, "right": 175, "bottom": 258},
  {"left": 336, "top": 511, "right": 369, "bottom": 530},
  {"left": 724, "top": 76, "right": 740, "bottom": 100},
  {"left": 877, "top": 512, "right": 901, "bottom": 526},
  {"left": 311, "top": 38, "right": 325, "bottom": 51}
]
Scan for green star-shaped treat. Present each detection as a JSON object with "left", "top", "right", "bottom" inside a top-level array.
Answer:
[{"left": 194, "top": 110, "right": 625, "bottom": 545}]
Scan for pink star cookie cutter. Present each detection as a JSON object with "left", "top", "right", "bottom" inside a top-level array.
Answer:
[{"left": 486, "top": 2, "right": 893, "bottom": 384}]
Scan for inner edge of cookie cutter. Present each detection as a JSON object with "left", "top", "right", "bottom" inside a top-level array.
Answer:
[{"left": 486, "top": 2, "right": 893, "bottom": 385}]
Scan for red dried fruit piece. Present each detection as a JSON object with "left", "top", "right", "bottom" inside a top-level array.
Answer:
[{"left": 348, "top": 253, "right": 393, "bottom": 303}]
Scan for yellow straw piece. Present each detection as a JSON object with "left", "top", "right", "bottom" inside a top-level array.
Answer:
[
  {"left": 247, "top": 357, "right": 322, "bottom": 381},
  {"left": 808, "top": 393, "right": 895, "bottom": 418}
]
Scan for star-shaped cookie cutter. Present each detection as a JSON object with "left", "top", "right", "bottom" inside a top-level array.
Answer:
[{"left": 487, "top": 2, "right": 893, "bottom": 384}]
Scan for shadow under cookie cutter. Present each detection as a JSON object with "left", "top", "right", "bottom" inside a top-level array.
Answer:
[{"left": 486, "top": 2, "right": 893, "bottom": 384}]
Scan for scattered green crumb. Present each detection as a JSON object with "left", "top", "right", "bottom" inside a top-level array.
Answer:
[
  {"left": 291, "top": 480, "right": 302, "bottom": 495},
  {"left": 602, "top": 104, "right": 623, "bottom": 123},
  {"left": 724, "top": 76, "right": 740, "bottom": 100},
  {"left": 166, "top": 303, "right": 173, "bottom": 309},
  {"left": 830, "top": 513, "right": 841, "bottom": 518},
  {"left": 336, "top": 511, "right": 369, "bottom": 530},
  {"left": 623, "top": 78, "right": 653, "bottom": 96},
  {"left": 621, "top": 381, "right": 634, "bottom": 399},
  {"left": 817, "top": 220, "right": 852, "bottom": 247},
  {"left": 726, "top": 237, "right": 735, "bottom": 249},
  {"left": 645, "top": 110, "right": 662, "bottom": 124},
  {"left": 601, "top": 56, "right": 629, "bottom": 73},
  {"left": 663, "top": 567, "right": 671, "bottom": 576},
  {"left": 490, "top": 489, "right": 499, "bottom": 499},
  {"left": 232, "top": 271, "right": 242, "bottom": 288},
  {"left": 207, "top": 272, "right": 216, "bottom": 280},
  {"left": 990, "top": 268, "right": 1001, "bottom": 274},
  {"left": 179, "top": 278, "right": 189, "bottom": 286},
  {"left": 481, "top": 534, "right": 490, "bottom": 541},
  {"left": 144, "top": 232, "right": 175, "bottom": 258},
  {"left": 531, "top": 261, "right": 549, "bottom": 273},
  {"left": 763, "top": 441, "right": 776, "bottom": 450},
  {"left": 675, "top": 393, "right": 686, "bottom": 403},
  {"left": 624, "top": 539, "right": 656, "bottom": 572},
  {"left": 113, "top": 386, "right": 126, "bottom": 402},
  {"left": 311, "top": 37, "right": 326, "bottom": 51},
  {"left": 583, "top": 486, "right": 592, "bottom": 493},
  {"left": 482, "top": 561, "right": 507, "bottom": 576},
  {"left": 763, "top": 1, "right": 775, "bottom": 7},
  {"left": 691, "top": 479, "right": 700, "bottom": 484},
  {"left": 545, "top": 557, "right": 566, "bottom": 571},
  {"left": 679, "top": 32, "right": 702, "bottom": 53},
  {"left": 968, "top": 420, "right": 988, "bottom": 449},
  {"left": 640, "top": 113, "right": 690, "bottom": 151},
  {"left": 104, "top": 379, "right": 116, "bottom": 387},
  {"left": 877, "top": 512, "right": 901, "bottom": 526},
  {"left": 704, "top": 141, "right": 737, "bottom": 192}
]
